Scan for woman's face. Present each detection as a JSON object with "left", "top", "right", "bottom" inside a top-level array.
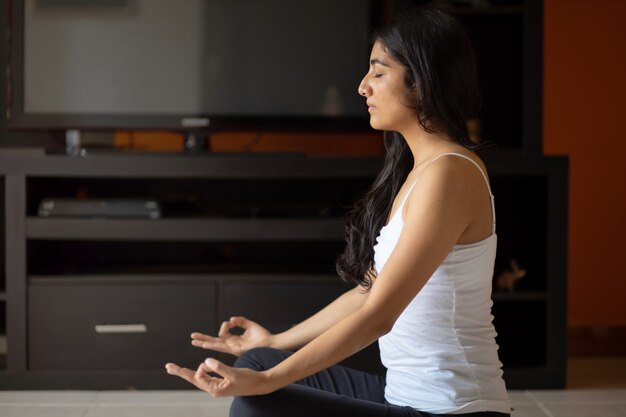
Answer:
[{"left": 358, "top": 40, "right": 416, "bottom": 132}]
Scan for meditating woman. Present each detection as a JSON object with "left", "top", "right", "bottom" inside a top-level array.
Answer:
[{"left": 166, "top": 5, "right": 511, "bottom": 416}]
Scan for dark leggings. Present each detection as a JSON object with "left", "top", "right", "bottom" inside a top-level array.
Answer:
[{"left": 229, "top": 347, "right": 510, "bottom": 417}]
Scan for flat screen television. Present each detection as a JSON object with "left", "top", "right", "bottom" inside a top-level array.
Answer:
[{"left": 7, "top": 0, "right": 381, "bottom": 132}]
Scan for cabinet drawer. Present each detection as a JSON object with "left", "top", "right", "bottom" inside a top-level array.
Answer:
[{"left": 28, "top": 280, "right": 216, "bottom": 370}]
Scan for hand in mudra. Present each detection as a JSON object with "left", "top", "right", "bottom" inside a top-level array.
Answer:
[{"left": 191, "top": 316, "right": 272, "bottom": 357}]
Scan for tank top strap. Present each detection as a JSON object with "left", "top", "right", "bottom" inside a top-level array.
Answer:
[
  {"left": 429, "top": 152, "right": 496, "bottom": 234},
  {"left": 397, "top": 177, "right": 420, "bottom": 209}
]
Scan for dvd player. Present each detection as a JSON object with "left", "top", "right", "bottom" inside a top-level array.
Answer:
[{"left": 37, "top": 198, "right": 161, "bottom": 219}]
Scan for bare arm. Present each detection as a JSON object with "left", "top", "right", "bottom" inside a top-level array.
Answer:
[
  {"left": 190, "top": 283, "right": 369, "bottom": 356},
  {"left": 270, "top": 284, "right": 369, "bottom": 351}
]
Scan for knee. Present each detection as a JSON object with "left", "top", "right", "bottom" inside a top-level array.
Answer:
[{"left": 234, "top": 347, "right": 291, "bottom": 372}]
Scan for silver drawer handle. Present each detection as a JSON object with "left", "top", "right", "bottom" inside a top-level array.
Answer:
[{"left": 94, "top": 324, "right": 148, "bottom": 334}]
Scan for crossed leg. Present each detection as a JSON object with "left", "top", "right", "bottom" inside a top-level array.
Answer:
[{"left": 229, "top": 347, "right": 425, "bottom": 417}]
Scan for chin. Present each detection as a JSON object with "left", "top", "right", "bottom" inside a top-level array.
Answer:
[{"left": 368, "top": 118, "right": 386, "bottom": 131}]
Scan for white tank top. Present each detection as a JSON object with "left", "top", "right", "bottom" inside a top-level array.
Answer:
[{"left": 374, "top": 152, "right": 511, "bottom": 415}]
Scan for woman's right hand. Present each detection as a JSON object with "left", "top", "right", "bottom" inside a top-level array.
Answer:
[{"left": 191, "top": 316, "right": 273, "bottom": 357}]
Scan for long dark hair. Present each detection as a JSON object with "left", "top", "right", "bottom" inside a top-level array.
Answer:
[{"left": 336, "top": 5, "right": 490, "bottom": 290}]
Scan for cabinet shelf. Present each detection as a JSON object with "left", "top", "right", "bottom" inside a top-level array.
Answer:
[
  {"left": 26, "top": 217, "right": 345, "bottom": 241},
  {"left": 28, "top": 273, "right": 339, "bottom": 285}
]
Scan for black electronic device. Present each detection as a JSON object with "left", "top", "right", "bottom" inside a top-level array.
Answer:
[
  {"left": 37, "top": 198, "right": 161, "bottom": 219},
  {"left": 8, "top": 0, "right": 379, "bottom": 132}
]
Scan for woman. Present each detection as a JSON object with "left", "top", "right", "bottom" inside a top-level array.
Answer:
[{"left": 166, "top": 5, "right": 511, "bottom": 416}]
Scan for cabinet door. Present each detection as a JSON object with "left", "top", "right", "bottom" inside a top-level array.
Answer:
[
  {"left": 222, "top": 280, "right": 346, "bottom": 334},
  {"left": 28, "top": 281, "right": 216, "bottom": 370}
]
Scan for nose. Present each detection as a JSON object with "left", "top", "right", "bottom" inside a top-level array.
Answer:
[{"left": 358, "top": 74, "right": 370, "bottom": 97}]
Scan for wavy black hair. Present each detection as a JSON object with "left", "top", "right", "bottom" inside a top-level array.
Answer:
[{"left": 336, "top": 5, "right": 491, "bottom": 290}]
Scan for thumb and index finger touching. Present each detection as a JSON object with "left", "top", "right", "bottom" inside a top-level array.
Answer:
[
  {"left": 192, "top": 316, "right": 253, "bottom": 341},
  {"left": 217, "top": 316, "right": 255, "bottom": 337},
  {"left": 203, "top": 357, "right": 237, "bottom": 381},
  {"left": 228, "top": 316, "right": 255, "bottom": 329},
  {"left": 190, "top": 316, "right": 256, "bottom": 354}
]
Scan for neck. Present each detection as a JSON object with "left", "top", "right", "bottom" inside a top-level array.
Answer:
[{"left": 399, "top": 121, "right": 454, "bottom": 170}]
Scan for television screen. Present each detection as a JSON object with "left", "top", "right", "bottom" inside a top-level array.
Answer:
[{"left": 9, "top": 0, "right": 378, "bottom": 130}]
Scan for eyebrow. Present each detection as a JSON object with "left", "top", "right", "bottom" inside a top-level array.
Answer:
[{"left": 370, "top": 58, "right": 391, "bottom": 67}]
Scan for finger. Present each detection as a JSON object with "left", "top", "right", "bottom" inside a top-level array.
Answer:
[
  {"left": 165, "top": 362, "right": 182, "bottom": 376},
  {"left": 191, "top": 334, "right": 223, "bottom": 348},
  {"left": 204, "top": 357, "right": 237, "bottom": 381},
  {"left": 195, "top": 362, "right": 230, "bottom": 396},
  {"left": 191, "top": 332, "right": 213, "bottom": 341},
  {"left": 191, "top": 336, "right": 234, "bottom": 354},
  {"left": 191, "top": 338, "right": 221, "bottom": 348},
  {"left": 218, "top": 320, "right": 235, "bottom": 338},
  {"left": 230, "top": 316, "right": 254, "bottom": 329},
  {"left": 165, "top": 363, "right": 198, "bottom": 386},
  {"left": 195, "top": 361, "right": 212, "bottom": 381}
]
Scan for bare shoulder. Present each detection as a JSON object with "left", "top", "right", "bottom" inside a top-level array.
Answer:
[
  {"left": 422, "top": 151, "right": 487, "bottom": 190},
  {"left": 402, "top": 148, "right": 493, "bottom": 244},
  {"left": 402, "top": 149, "right": 490, "bottom": 219}
]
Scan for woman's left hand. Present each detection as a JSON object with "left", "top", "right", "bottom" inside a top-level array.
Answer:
[{"left": 165, "top": 358, "right": 276, "bottom": 397}]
